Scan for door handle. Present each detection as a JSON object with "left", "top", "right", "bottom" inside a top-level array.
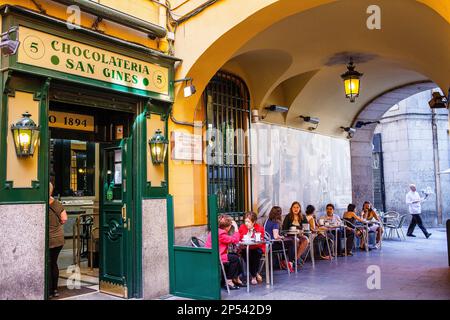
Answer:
[{"left": 121, "top": 204, "right": 127, "bottom": 222}]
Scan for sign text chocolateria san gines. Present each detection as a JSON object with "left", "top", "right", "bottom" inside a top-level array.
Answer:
[{"left": 17, "top": 26, "right": 169, "bottom": 95}]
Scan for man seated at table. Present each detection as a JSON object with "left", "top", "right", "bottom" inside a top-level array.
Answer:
[{"left": 319, "top": 204, "right": 345, "bottom": 257}]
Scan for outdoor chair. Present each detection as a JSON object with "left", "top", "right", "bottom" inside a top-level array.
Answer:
[
  {"left": 342, "top": 219, "right": 363, "bottom": 252},
  {"left": 190, "top": 236, "right": 206, "bottom": 248},
  {"left": 382, "top": 211, "right": 400, "bottom": 238},
  {"left": 258, "top": 231, "right": 291, "bottom": 275},
  {"left": 385, "top": 214, "right": 409, "bottom": 240},
  {"left": 302, "top": 232, "right": 317, "bottom": 263},
  {"left": 190, "top": 236, "right": 231, "bottom": 294}
]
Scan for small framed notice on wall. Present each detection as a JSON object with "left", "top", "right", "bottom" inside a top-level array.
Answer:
[
  {"left": 115, "top": 125, "right": 124, "bottom": 140},
  {"left": 171, "top": 131, "right": 202, "bottom": 161}
]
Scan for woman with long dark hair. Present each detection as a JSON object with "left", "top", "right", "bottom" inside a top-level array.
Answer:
[
  {"left": 265, "top": 206, "right": 295, "bottom": 271},
  {"left": 281, "top": 201, "right": 309, "bottom": 263}
]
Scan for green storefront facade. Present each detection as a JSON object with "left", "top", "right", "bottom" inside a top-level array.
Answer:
[{"left": 0, "top": 4, "right": 177, "bottom": 299}]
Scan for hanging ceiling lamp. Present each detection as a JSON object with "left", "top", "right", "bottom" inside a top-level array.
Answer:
[{"left": 341, "top": 57, "right": 363, "bottom": 103}]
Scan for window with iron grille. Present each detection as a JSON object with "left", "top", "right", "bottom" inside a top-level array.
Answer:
[{"left": 205, "top": 71, "right": 252, "bottom": 223}]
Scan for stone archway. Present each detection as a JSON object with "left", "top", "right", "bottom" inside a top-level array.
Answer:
[{"left": 350, "top": 81, "right": 437, "bottom": 209}]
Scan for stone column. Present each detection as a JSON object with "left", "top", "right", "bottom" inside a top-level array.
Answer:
[
  {"left": 0, "top": 204, "right": 46, "bottom": 300},
  {"left": 142, "top": 199, "right": 169, "bottom": 299}
]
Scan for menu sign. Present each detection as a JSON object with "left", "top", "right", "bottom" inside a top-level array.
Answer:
[{"left": 171, "top": 131, "right": 202, "bottom": 161}]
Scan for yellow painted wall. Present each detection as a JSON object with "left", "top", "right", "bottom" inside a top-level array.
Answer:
[
  {"left": 166, "top": 0, "right": 450, "bottom": 228},
  {"left": 168, "top": 100, "right": 207, "bottom": 227},
  {"left": 98, "top": 0, "right": 159, "bottom": 23},
  {"left": 147, "top": 115, "right": 166, "bottom": 187},
  {"left": 6, "top": 91, "right": 40, "bottom": 188},
  {"left": 0, "top": 0, "right": 163, "bottom": 50},
  {"left": 417, "top": 0, "right": 450, "bottom": 23},
  {"left": 2, "top": 0, "right": 449, "bottom": 227}
]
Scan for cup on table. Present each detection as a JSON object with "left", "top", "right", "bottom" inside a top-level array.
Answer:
[
  {"left": 324, "top": 220, "right": 330, "bottom": 227},
  {"left": 289, "top": 226, "right": 297, "bottom": 232},
  {"left": 255, "top": 232, "right": 261, "bottom": 242},
  {"left": 243, "top": 234, "right": 251, "bottom": 242},
  {"left": 302, "top": 223, "right": 310, "bottom": 231}
]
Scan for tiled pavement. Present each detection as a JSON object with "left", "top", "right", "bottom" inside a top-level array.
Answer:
[
  {"left": 63, "top": 227, "right": 449, "bottom": 300},
  {"left": 224, "top": 227, "right": 450, "bottom": 300}
]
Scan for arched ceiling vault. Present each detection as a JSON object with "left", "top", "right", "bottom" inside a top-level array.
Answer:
[{"left": 218, "top": 0, "right": 449, "bottom": 138}]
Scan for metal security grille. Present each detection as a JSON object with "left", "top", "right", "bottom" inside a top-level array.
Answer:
[
  {"left": 372, "top": 133, "right": 386, "bottom": 212},
  {"left": 205, "top": 71, "right": 252, "bottom": 223}
]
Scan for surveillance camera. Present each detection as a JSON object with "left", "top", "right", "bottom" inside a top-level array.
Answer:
[
  {"left": 265, "top": 105, "right": 289, "bottom": 113},
  {"left": 183, "top": 84, "right": 196, "bottom": 98},
  {"left": 0, "top": 27, "right": 20, "bottom": 56},
  {"left": 340, "top": 126, "right": 356, "bottom": 138},
  {"left": 341, "top": 126, "right": 356, "bottom": 134},
  {"left": 0, "top": 39, "right": 19, "bottom": 55},
  {"left": 300, "top": 115, "right": 320, "bottom": 125}
]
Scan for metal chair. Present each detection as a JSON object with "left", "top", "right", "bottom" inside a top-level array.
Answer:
[
  {"left": 219, "top": 259, "right": 231, "bottom": 295},
  {"left": 190, "top": 236, "right": 206, "bottom": 248},
  {"left": 382, "top": 211, "right": 400, "bottom": 239},
  {"left": 344, "top": 219, "right": 371, "bottom": 251},
  {"left": 190, "top": 236, "right": 231, "bottom": 294},
  {"left": 385, "top": 214, "right": 409, "bottom": 240},
  {"left": 302, "top": 231, "right": 317, "bottom": 266},
  {"left": 259, "top": 231, "right": 291, "bottom": 274}
]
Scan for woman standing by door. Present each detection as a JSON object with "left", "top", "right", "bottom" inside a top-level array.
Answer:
[{"left": 48, "top": 182, "right": 68, "bottom": 299}]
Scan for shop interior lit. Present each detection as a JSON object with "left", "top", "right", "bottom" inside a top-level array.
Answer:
[{"left": 49, "top": 99, "right": 134, "bottom": 299}]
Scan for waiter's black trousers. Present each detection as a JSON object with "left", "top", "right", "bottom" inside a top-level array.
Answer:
[{"left": 407, "top": 214, "right": 429, "bottom": 236}]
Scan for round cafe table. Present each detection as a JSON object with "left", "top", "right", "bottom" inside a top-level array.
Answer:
[
  {"left": 283, "top": 229, "right": 301, "bottom": 273},
  {"left": 239, "top": 240, "right": 271, "bottom": 293},
  {"left": 322, "top": 224, "right": 343, "bottom": 259}
]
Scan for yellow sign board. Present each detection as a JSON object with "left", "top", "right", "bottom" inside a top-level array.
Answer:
[
  {"left": 17, "top": 26, "right": 169, "bottom": 95},
  {"left": 49, "top": 111, "right": 94, "bottom": 132}
]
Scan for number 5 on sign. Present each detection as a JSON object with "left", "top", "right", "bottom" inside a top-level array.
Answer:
[
  {"left": 23, "top": 35, "right": 45, "bottom": 60},
  {"left": 48, "top": 111, "right": 94, "bottom": 132}
]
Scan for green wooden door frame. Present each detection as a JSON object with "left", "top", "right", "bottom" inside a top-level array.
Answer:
[
  {"left": 0, "top": 7, "right": 178, "bottom": 298},
  {"left": 167, "top": 195, "right": 221, "bottom": 300},
  {"left": 98, "top": 139, "right": 133, "bottom": 297}
]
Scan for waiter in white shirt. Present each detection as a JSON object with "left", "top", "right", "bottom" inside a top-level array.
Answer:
[{"left": 405, "top": 184, "right": 431, "bottom": 238}]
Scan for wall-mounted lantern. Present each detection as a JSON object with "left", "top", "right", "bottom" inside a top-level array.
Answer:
[
  {"left": 149, "top": 129, "right": 168, "bottom": 165},
  {"left": 10, "top": 112, "right": 40, "bottom": 158},
  {"left": 341, "top": 58, "right": 363, "bottom": 103}
]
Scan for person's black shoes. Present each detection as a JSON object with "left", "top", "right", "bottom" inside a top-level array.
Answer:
[
  {"left": 407, "top": 234, "right": 416, "bottom": 237},
  {"left": 426, "top": 233, "right": 432, "bottom": 239}
]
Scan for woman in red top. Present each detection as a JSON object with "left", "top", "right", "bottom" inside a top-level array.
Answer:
[
  {"left": 205, "top": 214, "right": 243, "bottom": 289},
  {"left": 238, "top": 211, "right": 265, "bottom": 285}
]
